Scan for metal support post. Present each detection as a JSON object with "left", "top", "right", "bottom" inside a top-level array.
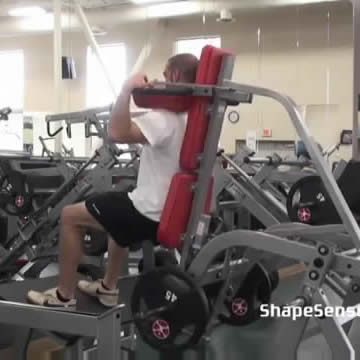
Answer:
[
  {"left": 73, "top": 0, "right": 117, "bottom": 100},
  {"left": 97, "top": 307, "right": 123, "bottom": 360},
  {"left": 53, "top": 0, "right": 63, "bottom": 153},
  {"left": 352, "top": 0, "right": 360, "bottom": 160}
]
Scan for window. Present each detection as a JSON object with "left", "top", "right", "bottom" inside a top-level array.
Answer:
[
  {"left": 0, "top": 50, "right": 24, "bottom": 151},
  {"left": 174, "top": 36, "right": 221, "bottom": 58},
  {"left": 87, "top": 43, "right": 126, "bottom": 107},
  {"left": 0, "top": 50, "right": 24, "bottom": 110}
]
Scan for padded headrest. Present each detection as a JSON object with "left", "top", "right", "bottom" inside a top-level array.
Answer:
[
  {"left": 132, "top": 45, "right": 231, "bottom": 114},
  {"left": 180, "top": 45, "right": 233, "bottom": 170}
]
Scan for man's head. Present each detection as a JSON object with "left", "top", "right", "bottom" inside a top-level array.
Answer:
[{"left": 163, "top": 53, "right": 199, "bottom": 83}]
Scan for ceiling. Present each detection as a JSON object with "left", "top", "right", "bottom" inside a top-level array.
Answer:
[{"left": 0, "top": 0, "right": 342, "bottom": 36}]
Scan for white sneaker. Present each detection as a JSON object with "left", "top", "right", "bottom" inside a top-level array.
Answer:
[
  {"left": 78, "top": 279, "right": 119, "bottom": 308},
  {"left": 27, "top": 288, "right": 76, "bottom": 309}
]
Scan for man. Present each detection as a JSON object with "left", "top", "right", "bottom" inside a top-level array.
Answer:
[{"left": 27, "top": 53, "right": 199, "bottom": 308}]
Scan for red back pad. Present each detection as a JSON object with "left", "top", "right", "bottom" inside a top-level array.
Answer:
[
  {"left": 133, "top": 93, "right": 193, "bottom": 113},
  {"left": 180, "top": 45, "right": 233, "bottom": 171},
  {"left": 157, "top": 173, "right": 214, "bottom": 249}
]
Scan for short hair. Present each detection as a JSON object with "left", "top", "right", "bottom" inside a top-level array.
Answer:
[{"left": 167, "top": 53, "right": 199, "bottom": 83}]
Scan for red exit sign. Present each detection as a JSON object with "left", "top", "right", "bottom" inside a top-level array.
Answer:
[{"left": 262, "top": 128, "right": 272, "bottom": 137}]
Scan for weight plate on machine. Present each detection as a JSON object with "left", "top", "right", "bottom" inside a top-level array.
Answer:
[
  {"left": 0, "top": 171, "right": 33, "bottom": 216},
  {"left": 219, "top": 263, "right": 275, "bottom": 326},
  {"left": 286, "top": 175, "right": 334, "bottom": 225},
  {"left": 131, "top": 266, "right": 210, "bottom": 351}
]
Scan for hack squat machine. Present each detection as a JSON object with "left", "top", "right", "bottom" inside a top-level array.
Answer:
[
  {"left": 0, "top": 43, "right": 357, "bottom": 360},
  {"left": 1, "top": 5, "right": 360, "bottom": 358}
]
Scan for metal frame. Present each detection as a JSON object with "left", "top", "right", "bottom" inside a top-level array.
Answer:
[
  {"left": 53, "top": 0, "right": 63, "bottom": 153},
  {"left": 220, "top": 152, "right": 289, "bottom": 223},
  {"left": 131, "top": 57, "right": 360, "bottom": 357},
  {"left": 0, "top": 107, "right": 138, "bottom": 277},
  {"left": 223, "top": 81, "right": 360, "bottom": 248},
  {"left": 2, "top": 39, "right": 360, "bottom": 357},
  {"left": 166, "top": 62, "right": 360, "bottom": 262},
  {"left": 180, "top": 55, "right": 237, "bottom": 268},
  {"left": 352, "top": 0, "right": 360, "bottom": 160},
  {"left": 187, "top": 229, "right": 360, "bottom": 360},
  {"left": 0, "top": 300, "right": 125, "bottom": 360}
]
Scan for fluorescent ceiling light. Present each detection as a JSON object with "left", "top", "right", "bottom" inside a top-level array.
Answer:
[
  {"left": 147, "top": 1, "right": 201, "bottom": 17},
  {"left": 131, "top": 0, "right": 171, "bottom": 4},
  {"left": 20, "top": 14, "right": 58, "bottom": 31},
  {"left": 8, "top": 6, "right": 47, "bottom": 17}
]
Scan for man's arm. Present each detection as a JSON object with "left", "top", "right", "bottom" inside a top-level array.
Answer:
[{"left": 108, "top": 73, "right": 148, "bottom": 144}]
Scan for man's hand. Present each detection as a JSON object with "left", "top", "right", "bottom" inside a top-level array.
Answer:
[
  {"left": 109, "top": 72, "right": 149, "bottom": 145},
  {"left": 123, "top": 73, "right": 148, "bottom": 93}
]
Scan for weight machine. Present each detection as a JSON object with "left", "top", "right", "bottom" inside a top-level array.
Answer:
[
  {"left": 0, "top": 147, "right": 78, "bottom": 218},
  {"left": 0, "top": 105, "right": 138, "bottom": 281},
  {"left": 125, "top": 45, "right": 360, "bottom": 359},
  {"left": 213, "top": 150, "right": 289, "bottom": 231},
  {"left": 243, "top": 152, "right": 316, "bottom": 187},
  {"left": 1, "top": 44, "right": 360, "bottom": 360}
]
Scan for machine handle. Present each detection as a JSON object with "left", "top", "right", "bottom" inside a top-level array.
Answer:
[
  {"left": 47, "top": 122, "right": 63, "bottom": 137},
  {"left": 66, "top": 122, "right": 72, "bottom": 138},
  {"left": 0, "top": 107, "right": 12, "bottom": 120}
]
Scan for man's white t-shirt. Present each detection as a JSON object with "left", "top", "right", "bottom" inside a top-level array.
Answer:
[{"left": 128, "top": 110, "right": 187, "bottom": 222}]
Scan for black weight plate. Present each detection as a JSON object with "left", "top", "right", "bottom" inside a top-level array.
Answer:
[
  {"left": 220, "top": 263, "right": 273, "bottom": 326},
  {"left": 131, "top": 266, "right": 209, "bottom": 351},
  {"left": 286, "top": 175, "right": 337, "bottom": 225},
  {"left": 0, "top": 172, "right": 33, "bottom": 216}
]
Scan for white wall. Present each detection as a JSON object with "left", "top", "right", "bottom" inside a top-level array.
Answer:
[{"left": 0, "top": 1, "right": 355, "bottom": 160}]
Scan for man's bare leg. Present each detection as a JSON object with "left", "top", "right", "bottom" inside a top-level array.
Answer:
[
  {"left": 57, "top": 202, "right": 104, "bottom": 299},
  {"left": 103, "top": 237, "right": 128, "bottom": 290}
]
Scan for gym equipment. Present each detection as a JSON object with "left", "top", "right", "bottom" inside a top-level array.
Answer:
[
  {"left": 0, "top": 152, "right": 74, "bottom": 217},
  {"left": 3, "top": 43, "right": 360, "bottom": 360},
  {"left": 0, "top": 107, "right": 11, "bottom": 121},
  {"left": 214, "top": 151, "right": 289, "bottom": 230},
  {"left": 129, "top": 46, "right": 254, "bottom": 350},
  {"left": 0, "top": 125, "right": 100, "bottom": 225},
  {"left": 287, "top": 161, "right": 360, "bottom": 225},
  {"left": 233, "top": 142, "right": 343, "bottom": 226},
  {"left": 243, "top": 152, "right": 316, "bottom": 189},
  {"left": 286, "top": 175, "right": 333, "bottom": 224},
  {"left": 0, "top": 275, "right": 134, "bottom": 360},
  {"left": 219, "top": 263, "right": 277, "bottom": 326},
  {"left": 127, "top": 45, "right": 360, "bottom": 360},
  {"left": 131, "top": 266, "right": 209, "bottom": 351},
  {"left": 0, "top": 170, "right": 33, "bottom": 216},
  {"left": 0, "top": 105, "right": 138, "bottom": 280}
]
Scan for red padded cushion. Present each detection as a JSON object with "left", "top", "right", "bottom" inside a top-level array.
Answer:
[
  {"left": 180, "top": 45, "right": 233, "bottom": 171},
  {"left": 133, "top": 93, "right": 193, "bottom": 113},
  {"left": 157, "top": 173, "right": 213, "bottom": 249}
]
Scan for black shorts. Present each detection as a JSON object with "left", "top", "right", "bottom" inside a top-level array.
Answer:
[{"left": 85, "top": 192, "right": 159, "bottom": 248}]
